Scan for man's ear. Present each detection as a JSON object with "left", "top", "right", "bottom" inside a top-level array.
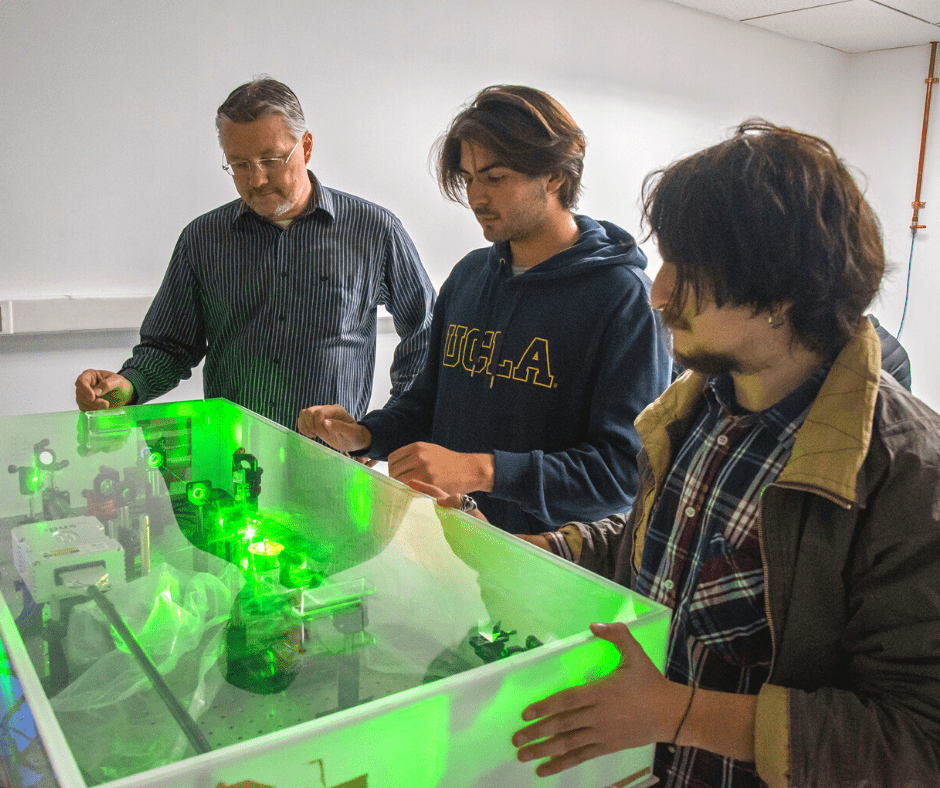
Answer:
[
  {"left": 545, "top": 170, "right": 566, "bottom": 197},
  {"left": 302, "top": 130, "right": 314, "bottom": 164}
]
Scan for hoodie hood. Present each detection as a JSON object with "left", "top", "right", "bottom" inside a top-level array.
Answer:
[{"left": 486, "top": 214, "right": 647, "bottom": 280}]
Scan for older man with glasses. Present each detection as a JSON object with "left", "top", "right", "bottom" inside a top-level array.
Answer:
[{"left": 75, "top": 76, "right": 435, "bottom": 430}]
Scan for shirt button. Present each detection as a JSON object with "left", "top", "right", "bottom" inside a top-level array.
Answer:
[
  {"left": 717, "top": 435, "right": 729, "bottom": 446},
  {"left": 280, "top": 271, "right": 288, "bottom": 278},
  {"left": 279, "top": 315, "right": 286, "bottom": 321},
  {"left": 684, "top": 506, "right": 696, "bottom": 518},
  {"left": 663, "top": 579, "right": 674, "bottom": 591}
]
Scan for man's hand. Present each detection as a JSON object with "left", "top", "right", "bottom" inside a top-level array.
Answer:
[
  {"left": 405, "top": 479, "right": 490, "bottom": 522},
  {"left": 512, "top": 622, "right": 689, "bottom": 777},
  {"left": 297, "top": 404, "right": 371, "bottom": 453},
  {"left": 388, "top": 442, "right": 494, "bottom": 495},
  {"left": 75, "top": 369, "right": 134, "bottom": 411}
]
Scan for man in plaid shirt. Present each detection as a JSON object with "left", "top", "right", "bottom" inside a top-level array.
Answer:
[{"left": 510, "top": 120, "right": 940, "bottom": 787}]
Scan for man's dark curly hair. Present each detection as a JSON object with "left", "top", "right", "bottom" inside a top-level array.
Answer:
[{"left": 641, "top": 119, "right": 885, "bottom": 354}]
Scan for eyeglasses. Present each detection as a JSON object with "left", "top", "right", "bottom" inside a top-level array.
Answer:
[{"left": 223, "top": 137, "right": 302, "bottom": 178}]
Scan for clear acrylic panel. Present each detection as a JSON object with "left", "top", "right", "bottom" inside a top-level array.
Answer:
[{"left": 0, "top": 399, "right": 668, "bottom": 788}]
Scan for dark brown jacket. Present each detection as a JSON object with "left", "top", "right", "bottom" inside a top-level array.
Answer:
[{"left": 560, "top": 320, "right": 940, "bottom": 787}]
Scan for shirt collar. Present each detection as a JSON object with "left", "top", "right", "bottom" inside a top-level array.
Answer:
[
  {"left": 705, "top": 352, "right": 837, "bottom": 445},
  {"left": 232, "top": 170, "right": 335, "bottom": 226}
]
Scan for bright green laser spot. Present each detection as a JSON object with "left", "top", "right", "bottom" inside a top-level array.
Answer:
[
  {"left": 187, "top": 482, "right": 209, "bottom": 507},
  {"left": 248, "top": 539, "right": 284, "bottom": 558}
]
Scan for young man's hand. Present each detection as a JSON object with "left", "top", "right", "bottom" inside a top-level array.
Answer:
[
  {"left": 513, "top": 621, "right": 758, "bottom": 775},
  {"left": 297, "top": 404, "right": 371, "bottom": 453},
  {"left": 405, "top": 479, "right": 489, "bottom": 522},
  {"left": 512, "top": 622, "right": 688, "bottom": 776},
  {"left": 388, "top": 442, "right": 494, "bottom": 495}
]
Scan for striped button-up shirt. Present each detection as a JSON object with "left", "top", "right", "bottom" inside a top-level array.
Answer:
[
  {"left": 636, "top": 361, "right": 830, "bottom": 788},
  {"left": 120, "top": 174, "right": 436, "bottom": 429}
]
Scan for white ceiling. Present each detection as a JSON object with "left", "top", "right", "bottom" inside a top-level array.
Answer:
[{"left": 665, "top": 0, "right": 940, "bottom": 53}]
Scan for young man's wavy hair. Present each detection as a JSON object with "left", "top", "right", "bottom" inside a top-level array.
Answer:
[
  {"left": 641, "top": 119, "right": 885, "bottom": 354},
  {"left": 435, "top": 85, "right": 586, "bottom": 210}
]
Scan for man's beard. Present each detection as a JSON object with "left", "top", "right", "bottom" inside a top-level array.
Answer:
[
  {"left": 248, "top": 191, "right": 293, "bottom": 220},
  {"left": 673, "top": 349, "right": 741, "bottom": 377}
]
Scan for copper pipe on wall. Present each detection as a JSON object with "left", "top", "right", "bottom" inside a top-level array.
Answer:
[{"left": 911, "top": 41, "right": 938, "bottom": 231}]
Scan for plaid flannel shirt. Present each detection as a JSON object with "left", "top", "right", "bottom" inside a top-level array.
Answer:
[{"left": 636, "top": 361, "right": 831, "bottom": 788}]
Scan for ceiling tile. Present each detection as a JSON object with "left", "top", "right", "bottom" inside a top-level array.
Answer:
[
  {"left": 881, "top": 0, "right": 940, "bottom": 25},
  {"left": 664, "top": 0, "right": 840, "bottom": 18},
  {"left": 665, "top": 0, "right": 940, "bottom": 52},
  {"left": 741, "top": 1, "right": 939, "bottom": 52}
]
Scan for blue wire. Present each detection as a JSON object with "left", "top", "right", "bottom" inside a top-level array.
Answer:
[{"left": 897, "top": 232, "right": 916, "bottom": 340}]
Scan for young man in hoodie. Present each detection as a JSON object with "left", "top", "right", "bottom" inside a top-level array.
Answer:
[{"left": 298, "top": 85, "right": 671, "bottom": 534}]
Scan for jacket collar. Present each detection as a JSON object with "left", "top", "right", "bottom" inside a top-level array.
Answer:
[{"left": 636, "top": 319, "right": 882, "bottom": 509}]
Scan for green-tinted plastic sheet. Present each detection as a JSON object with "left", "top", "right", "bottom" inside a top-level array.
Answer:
[{"left": 0, "top": 399, "right": 669, "bottom": 788}]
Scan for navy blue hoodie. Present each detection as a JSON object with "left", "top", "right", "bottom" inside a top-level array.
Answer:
[{"left": 359, "top": 215, "right": 671, "bottom": 534}]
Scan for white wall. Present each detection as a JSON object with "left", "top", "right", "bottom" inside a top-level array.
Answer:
[
  {"left": 2, "top": 0, "right": 933, "bottom": 420},
  {"left": 840, "top": 44, "right": 940, "bottom": 412}
]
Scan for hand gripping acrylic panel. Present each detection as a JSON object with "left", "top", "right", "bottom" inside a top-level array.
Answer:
[{"left": 0, "top": 399, "right": 669, "bottom": 788}]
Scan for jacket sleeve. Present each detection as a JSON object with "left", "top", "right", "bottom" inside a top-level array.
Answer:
[
  {"left": 756, "top": 434, "right": 940, "bottom": 787},
  {"left": 119, "top": 232, "right": 206, "bottom": 404},
  {"left": 489, "top": 278, "right": 671, "bottom": 527},
  {"left": 543, "top": 513, "right": 632, "bottom": 580},
  {"left": 378, "top": 217, "right": 437, "bottom": 404}
]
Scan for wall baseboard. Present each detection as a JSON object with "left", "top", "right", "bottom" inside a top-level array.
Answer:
[
  {"left": 0, "top": 297, "right": 154, "bottom": 335},
  {"left": 0, "top": 298, "right": 397, "bottom": 335}
]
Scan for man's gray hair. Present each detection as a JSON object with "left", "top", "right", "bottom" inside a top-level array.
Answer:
[{"left": 215, "top": 75, "right": 307, "bottom": 144}]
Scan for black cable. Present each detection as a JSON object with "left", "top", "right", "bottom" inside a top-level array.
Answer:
[
  {"left": 85, "top": 585, "right": 212, "bottom": 755},
  {"left": 897, "top": 232, "right": 916, "bottom": 340}
]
